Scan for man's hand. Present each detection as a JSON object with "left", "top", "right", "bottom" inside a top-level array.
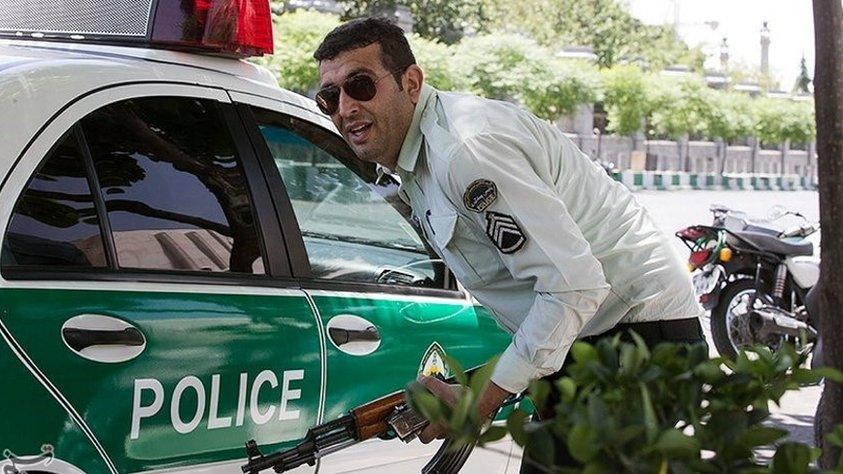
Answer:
[{"left": 416, "top": 375, "right": 512, "bottom": 443}]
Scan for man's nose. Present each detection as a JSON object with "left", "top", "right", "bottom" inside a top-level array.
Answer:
[{"left": 336, "top": 88, "right": 360, "bottom": 118}]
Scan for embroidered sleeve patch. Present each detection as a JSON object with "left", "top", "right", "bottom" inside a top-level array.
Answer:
[
  {"left": 463, "top": 179, "right": 498, "bottom": 212},
  {"left": 485, "top": 211, "right": 526, "bottom": 254}
]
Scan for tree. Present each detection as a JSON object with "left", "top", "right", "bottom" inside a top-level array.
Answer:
[
  {"left": 455, "top": 34, "right": 599, "bottom": 120},
  {"left": 407, "top": 35, "right": 467, "bottom": 91},
  {"left": 341, "top": 0, "right": 482, "bottom": 44},
  {"left": 601, "top": 65, "right": 651, "bottom": 136},
  {"left": 472, "top": 0, "right": 704, "bottom": 70},
  {"left": 794, "top": 55, "right": 813, "bottom": 94},
  {"left": 813, "top": 0, "right": 843, "bottom": 469},
  {"left": 754, "top": 98, "right": 816, "bottom": 147},
  {"left": 647, "top": 77, "right": 712, "bottom": 140}
]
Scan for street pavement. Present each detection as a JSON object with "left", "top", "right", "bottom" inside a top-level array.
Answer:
[{"left": 636, "top": 189, "right": 822, "bottom": 452}]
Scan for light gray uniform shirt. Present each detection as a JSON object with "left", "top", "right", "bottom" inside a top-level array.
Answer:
[{"left": 395, "top": 85, "right": 703, "bottom": 393}]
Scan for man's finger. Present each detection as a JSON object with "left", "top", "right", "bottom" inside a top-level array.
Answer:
[{"left": 417, "top": 375, "right": 459, "bottom": 406}]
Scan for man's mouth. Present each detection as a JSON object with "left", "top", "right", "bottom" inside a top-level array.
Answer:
[{"left": 346, "top": 122, "right": 372, "bottom": 145}]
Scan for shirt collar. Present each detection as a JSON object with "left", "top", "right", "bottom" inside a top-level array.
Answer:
[{"left": 396, "top": 84, "right": 436, "bottom": 174}]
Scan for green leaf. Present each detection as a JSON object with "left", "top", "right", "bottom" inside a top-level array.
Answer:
[
  {"left": 737, "top": 426, "right": 787, "bottom": 449},
  {"left": 407, "top": 386, "right": 445, "bottom": 423},
  {"left": 652, "top": 428, "right": 700, "bottom": 458},
  {"left": 629, "top": 330, "right": 651, "bottom": 360},
  {"left": 571, "top": 342, "right": 599, "bottom": 364},
  {"left": 640, "top": 383, "right": 659, "bottom": 443},
  {"left": 810, "top": 367, "right": 843, "bottom": 384},
  {"left": 524, "top": 424, "right": 556, "bottom": 467},
  {"left": 469, "top": 356, "right": 498, "bottom": 398},
  {"left": 769, "top": 442, "right": 819, "bottom": 474},
  {"left": 582, "top": 460, "right": 614, "bottom": 474},
  {"left": 506, "top": 409, "right": 529, "bottom": 446},
  {"left": 557, "top": 377, "right": 577, "bottom": 403},
  {"left": 478, "top": 425, "right": 508, "bottom": 445},
  {"left": 567, "top": 423, "right": 600, "bottom": 464},
  {"left": 443, "top": 354, "right": 468, "bottom": 386},
  {"left": 826, "top": 424, "right": 843, "bottom": 449},
  {"left": 528, "top": 379, "right": 552, "bottom": 412}
]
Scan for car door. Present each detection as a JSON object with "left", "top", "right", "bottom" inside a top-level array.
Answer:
[
  {"left": 0, "top": 85, "right": 323, "bottom": 473},
  {"left": 229, "top": 92, "right": 514, "bottom": 472}
]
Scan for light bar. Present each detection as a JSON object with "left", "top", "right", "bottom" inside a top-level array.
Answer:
[{"left": 0, "top": 0, "right": 273, "bottom": 57}]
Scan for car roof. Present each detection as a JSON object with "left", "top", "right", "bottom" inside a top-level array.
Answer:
[{"left": 0, "top": 39, "right": 334, "bottom": 180}]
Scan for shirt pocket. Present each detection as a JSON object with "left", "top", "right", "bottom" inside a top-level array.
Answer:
[{"left": 428, "top": 210, "right": 500, "bottom": 289}]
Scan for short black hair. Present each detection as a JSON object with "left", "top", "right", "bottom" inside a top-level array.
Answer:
[{"left": 314, "top": 17, "right": 416, "bottom": 86}]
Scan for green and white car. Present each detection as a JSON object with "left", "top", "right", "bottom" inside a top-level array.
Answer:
[{"left": 0, "top": 2, "right": 514, "bottom": 472}]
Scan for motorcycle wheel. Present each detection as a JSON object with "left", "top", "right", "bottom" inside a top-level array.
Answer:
[{"left": 710, "top": 279, "right": 771, "bottom": 359}]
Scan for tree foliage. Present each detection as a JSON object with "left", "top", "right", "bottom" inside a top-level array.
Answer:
[
  {"left": 407, "top": 35, "right": 466, "bottom": 91},
  {"left": 755, "top": 98, "right": 817, "bottom": 146},
  {"left": 472, "top": 0, "right": 704, "bottom": 70},
  {"left": 647, "top": 77, "right": 711, "bottom": 139},
  {"left": 456, "top": 34, "right": 598, "bottom": 120},
  {"left": 793, "top": 56, "right": 812, "bottom": 95},
  {"left": 341, "top": 0, "right": 481, "bottom": 44},
  {"left": 251, "top": 8, "right": 814, "bottom": 145},
  {"left": 601, "top": 65, "right": 650, "bottom": 136}
]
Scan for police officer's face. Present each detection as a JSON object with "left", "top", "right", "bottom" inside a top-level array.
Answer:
[{"left": 318, "top": 43, "right": 422, "bottom": 169}]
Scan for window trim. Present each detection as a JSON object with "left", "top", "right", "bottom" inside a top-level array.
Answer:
[
  {"left": 235, "top": 103, "right": 309, "bottom": 278},
  {"left": 217, "top": 101, "right": 291, "bottom": 278},
  {"left": 237, "top": 102, "right": 467, "bottom": 300},
  {"left": 74, "top": 124, "right": 118, "bottom": 270},
  {"left": 1, "top": 265, "right": 301, "bottom": 289}
]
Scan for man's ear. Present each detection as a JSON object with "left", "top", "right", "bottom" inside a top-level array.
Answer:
[{"left": 403, "top": 65, "right": 425, "bottom": 104}]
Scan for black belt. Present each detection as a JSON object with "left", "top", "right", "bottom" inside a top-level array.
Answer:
[{"left": 582, "top": 317, "right": 704, "bottom": 347}]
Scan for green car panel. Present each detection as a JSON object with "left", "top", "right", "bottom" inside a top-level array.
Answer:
[
  {"left": 0, "top": 287, "right": 322, "bottom": 472},
  {"left": 0, "top": 325, "right": 108, "bottom": 473},
  {"left": 312, "top": 293, "right": 510, "bottom": 423}
]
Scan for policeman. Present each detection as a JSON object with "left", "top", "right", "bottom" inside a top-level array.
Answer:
[{"left": 314, "top": 17, "right": 705, "bottom": 468}]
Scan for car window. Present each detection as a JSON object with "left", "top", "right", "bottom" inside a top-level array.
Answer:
[
  {"left": 1, "top": 130, "right": 108, "bottom": 268},
  {"left": 80, "top": 97, "right": 265, "bottom": 274},
  {"left": 251, "top": 107, "right": 448, "bottom": 289}
]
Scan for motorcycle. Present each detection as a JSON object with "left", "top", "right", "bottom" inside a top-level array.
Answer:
[{"left": 675, "top": 205, "right": 820, "bottom": 359}]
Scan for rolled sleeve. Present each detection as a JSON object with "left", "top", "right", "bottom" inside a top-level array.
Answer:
[
  {"left": 442, "top": 133, "right": 611, "bottom": 393},
  {"left": 491, "top": 289, "right": 609, "bottom": 393}
]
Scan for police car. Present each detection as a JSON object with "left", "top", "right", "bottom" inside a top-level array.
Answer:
[{"left": 0, "top": 1, "right": 516, "bottom": 472}]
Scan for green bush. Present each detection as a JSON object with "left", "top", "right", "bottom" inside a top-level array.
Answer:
[
  {"left": 647, "top": 77, "right": 712, "bottom": 139},
  {"left": 600, "top": 65, "right": 650, "bottom": 136},
  {"left": 409, "top": 337, "right": 843, "bottom": 473},
  {"left": 456, "top": 34, "right": 598, "bottom": 120},
  {"left": 703, "top": 91, "right": 756, "bottom": 143},
  {"left": 754, "top": 98, "right": 816, "bottom": 146},
  {"left": 408, "top": 35, "right": 467, "bottom": 92}
]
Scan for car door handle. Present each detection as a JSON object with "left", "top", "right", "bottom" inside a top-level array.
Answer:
[
  {"left": 328, "top": 326, "right": 380, "bottom": 346},
  {"left": 62, "top": 327, "right": 145, "bottom": 351}
]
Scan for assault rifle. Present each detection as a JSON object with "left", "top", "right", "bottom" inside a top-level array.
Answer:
[{"left": 241, "top": 370, "right": 518, "bottom": 474}]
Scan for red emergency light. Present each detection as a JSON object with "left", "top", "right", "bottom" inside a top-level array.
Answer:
[{"left": 0, "top": 0, "right": 274, "bottom": 57}]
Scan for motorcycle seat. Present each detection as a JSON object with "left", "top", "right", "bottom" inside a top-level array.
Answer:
[
  {"left": 734, "top": 230, "right": 814, "bottom": 256},
  {"left": 743, "top": 224, "right": 781, "bottom": 236}
]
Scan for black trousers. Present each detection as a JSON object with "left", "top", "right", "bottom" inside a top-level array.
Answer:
[{"left": 519, "top": 317, "right": 705, "bottom": 473}]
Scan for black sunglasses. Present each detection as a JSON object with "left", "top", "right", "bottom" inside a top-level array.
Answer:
[{"left": 315, "top": 68, "right": 405, "bottom": 115}]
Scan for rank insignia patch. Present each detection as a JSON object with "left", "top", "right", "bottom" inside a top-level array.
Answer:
[
  {"left": 485, "top": 211, "right": 526, "bottom": 253},
  {"left": 463, "top": 179, "right": 497, "bottom": 213}
]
